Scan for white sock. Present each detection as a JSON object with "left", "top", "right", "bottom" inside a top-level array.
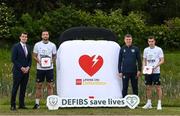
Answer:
[
  {"left": 147, "top": 99, "right": 151, "bottom": 104},
  {"left": 158, "top": 100, "right": 161, "bottom": 105},
  {"left": 35, "top": 99, "right": 40, "bottom": 105}
]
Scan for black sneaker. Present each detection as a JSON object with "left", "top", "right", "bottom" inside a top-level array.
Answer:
[
  {"left": 33, "top": 104, "right": 40, "bottom": 109},
  {"left": 19, "top": 106, "right": 28, "bottom": 109},
  {"left": 10, "top": 106, "right": 16, "bottom": 111}
]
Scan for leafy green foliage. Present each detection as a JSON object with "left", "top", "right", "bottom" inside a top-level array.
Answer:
[
  {"left": 2, "top": 0, "right": 60, "bottom": 19},
  {"left": 165, "top": 18, "right": 180, "bottom": 49},
  {"left": 0, "top": 6, "right": 179, "bottom": 49},
  {"left": 0, "top": 3, "right": 15, "bottom": 40}
]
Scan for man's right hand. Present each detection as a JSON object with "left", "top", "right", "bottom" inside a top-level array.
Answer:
[
  {"left": 21, "top": 67, "right": 26, "bottom": 73},
  {"left": 35, "top": 58, "right": 41, "bottom": 65},
  {"left": 33, "top": 53, "right": 41, "bottom": 64}
]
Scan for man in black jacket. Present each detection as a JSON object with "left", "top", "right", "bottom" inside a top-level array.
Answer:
[
  {"left": 118, "top": 34, "right": 142, "bottom": 98},
  {"left": 11, "top": 32, "right": 32, "bottom": 111}
]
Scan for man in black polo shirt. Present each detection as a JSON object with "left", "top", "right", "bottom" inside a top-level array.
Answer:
[{"left": 118, "top": 34, "right": 142, "bottom": 98}]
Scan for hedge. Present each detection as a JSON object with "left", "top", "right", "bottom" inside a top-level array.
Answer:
[{"left": 1, "top": 5, "right": 180, "bottom": 50}]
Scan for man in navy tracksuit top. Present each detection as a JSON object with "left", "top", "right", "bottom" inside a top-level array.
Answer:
[{"left": 118, "top": 34, "right": 142, "bottom": 98}]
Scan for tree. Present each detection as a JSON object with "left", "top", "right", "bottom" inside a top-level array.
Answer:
[
  {"left": 145, "top": 0, "right": 180, "bottom": 24},
  {"left": 0, "top": 3, "right": 15, "bottom": 40},
  {"left": 60, "top": 0, "right": 180, "bottom": 24},
  {"left": 1, "top": 0, "right": 61, "bottom": 19}
]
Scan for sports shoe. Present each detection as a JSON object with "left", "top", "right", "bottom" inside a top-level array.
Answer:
[
  {"left": 157, "top": 103, "right": 162, "bottom": 110},
  {"left": 33, "top": 104, "right": 40, "bottom": 109},
  {"left": 142, "top": 103, "right": 152, "bottom": 109}
]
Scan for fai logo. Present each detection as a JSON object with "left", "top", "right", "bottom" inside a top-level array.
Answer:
[
  {"left": 47, "top": 95, "right": 59, "bottom": 110},
  {"left": 79, "top": 55, "right": 103, "bottom": 77},
  {"left": 125, "top": 95, "right": 140, "bottom": 109},
  {"left": 49, "top": 97, "right": 58, "bottom": 106},
  {"left": 131, "top": 49, "right": 135, "bottom": 53}
]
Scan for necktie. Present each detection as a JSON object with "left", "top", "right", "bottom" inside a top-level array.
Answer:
[{"left": 23, "top": 45, "right": 27, "bottom": 57}]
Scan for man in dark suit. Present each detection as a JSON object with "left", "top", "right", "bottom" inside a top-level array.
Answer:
[{"left": 11, "top": 32, "right": 32, "bottom": 111}]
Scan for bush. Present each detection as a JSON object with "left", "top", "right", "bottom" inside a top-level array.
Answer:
[
  {"left": 7, "top": 6, "right": 180, "bottom": 50},
  {"left": 142, "top": 25, "right": 170, "bottom": 49},
  {"left": 165, "top": 18, "right": 180, "bottom": 49},
  {"left": 11, "top": 13, "right": 41, "bottom": 44},
  {"left": 11, "top": 6, "right": 85, "bottom": 44},
  {"left": 0, "top": 3, "right": 15, "bottom": 40}
]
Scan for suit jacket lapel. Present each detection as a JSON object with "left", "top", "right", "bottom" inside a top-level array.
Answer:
[{"left": 19, "top": 43, "right": 27, "bottom": 58}]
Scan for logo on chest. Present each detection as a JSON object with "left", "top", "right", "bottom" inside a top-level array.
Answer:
[
  {"left": 123, "top": 49, "right": 126, "bottom": 53},
  {"left": 131, "top": 49, "right": 135, "bottom": 53}
]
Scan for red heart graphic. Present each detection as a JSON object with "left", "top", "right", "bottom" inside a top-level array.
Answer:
[
  {"left": 79, "top": 55, "right": 103, "bottom": 77},
  {"left": 44, "top": 60, "right": 48, "bottom": 64}
]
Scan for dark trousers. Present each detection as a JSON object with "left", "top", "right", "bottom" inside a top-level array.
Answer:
[
  {"left": 122, "top": 73, "right": 138, "bottom": 98},
  {"left": 11, "top": 74, "right": 29, "bottom": 107}
]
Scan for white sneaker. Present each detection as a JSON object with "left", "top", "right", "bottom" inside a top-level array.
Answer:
[
  {"left": 157, "top": 103, "right": 162, "bottom": 110},
  {"left": 142, "top": 103, "right": 152, "bottom": 109}
]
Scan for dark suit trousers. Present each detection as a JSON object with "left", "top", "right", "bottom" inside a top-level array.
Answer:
[
  {"left": 11, "top": 74, "right": 29, "bottom": 107},
  {"left": 122, "top": 73, "right": 138, "bottom": 98}
]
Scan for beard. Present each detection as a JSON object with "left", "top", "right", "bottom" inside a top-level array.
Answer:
[{"left": 42, "top": 37, "right": 49, "bottom": 43}]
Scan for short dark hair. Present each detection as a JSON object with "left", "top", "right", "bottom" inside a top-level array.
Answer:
[
  {"left": 124, "top": 34, "right": 132, "bottom": 38},
  {"left": 41, "top": 30, "right": 49, "bottom": 35},
  {"left": 42, "top": 30, "right": 48, "bottom": 33},
  {"left": 20, "top": 32, "right": 28, "bottom": 36},
  {"left": 148, "top": 36, "right": 155, "bottom": 40}
]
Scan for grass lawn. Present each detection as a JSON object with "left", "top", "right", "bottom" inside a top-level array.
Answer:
[{"left": 0, "top": 104, "right": 180, "bottom": 115}]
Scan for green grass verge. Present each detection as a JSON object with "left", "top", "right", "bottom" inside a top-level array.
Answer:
[
  {"left": 0, "top": 105, "right": 180, "bottom": 115},
  {"left": 0, "top": 97, "right": 180, "bottom": 115}
]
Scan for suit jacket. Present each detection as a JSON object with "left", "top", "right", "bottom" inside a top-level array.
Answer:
[{"left": 11, "top": 43, "right": 32, "bottom": 78}]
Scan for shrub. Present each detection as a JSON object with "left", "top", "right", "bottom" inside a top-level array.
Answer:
[
  {"left": 0, "top": 3, "right": 15, "bottom": 40},
  {"left": 11, "top": 13, "right": 41, "bottom": 44},
  {"left": 8, "top": 6, "right": 180, "bottom": 50},
  {"left": 165, "top": 18, "right": 180, "bottom": 49}
]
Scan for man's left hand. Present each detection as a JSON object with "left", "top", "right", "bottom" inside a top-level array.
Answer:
[
  {"left": 136, "top": 71, "right": 141, "bottom": 78},
  {"left": 24, "top": 66, "right": 30, "bottom": 73}
]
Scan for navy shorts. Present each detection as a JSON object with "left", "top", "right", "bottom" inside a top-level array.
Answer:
[
  {"left": 144, "top": 74, "right": 161, "bottom": 85},
  {"left": 36, "top": 69, "right": 54, "bottom": 83}
]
